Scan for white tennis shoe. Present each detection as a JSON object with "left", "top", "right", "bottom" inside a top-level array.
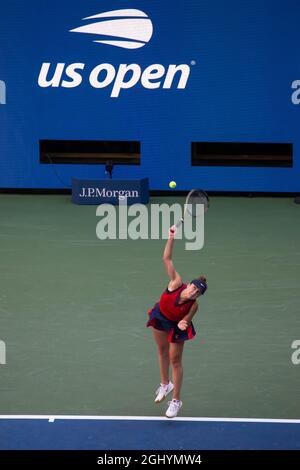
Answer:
[
  {"left": 154, "top": 381, "right": 174, "bottom": 403},
  {"left": 165, "top": 399, "right": 183, "bottom": 418}
]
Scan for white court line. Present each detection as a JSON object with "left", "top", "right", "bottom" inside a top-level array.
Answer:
[{"left": 0, "top": 415, "right": 300, "bottom": 424}]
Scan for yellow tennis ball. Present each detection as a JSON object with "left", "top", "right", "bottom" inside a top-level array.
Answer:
[{"left": 169, "top": 181, "right": 177, "bottom": 189}]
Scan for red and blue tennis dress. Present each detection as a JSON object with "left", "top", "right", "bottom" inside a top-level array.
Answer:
[{"left": 146, "top": 284, "right": 196, "bottom": 343}]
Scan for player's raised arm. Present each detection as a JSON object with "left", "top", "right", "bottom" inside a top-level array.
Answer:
[{"left": 163, "top": 226, "right": 182, "bottom": 290}]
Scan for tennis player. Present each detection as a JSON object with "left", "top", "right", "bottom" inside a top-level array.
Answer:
[{"left": 147, "top": 226, "right": 207, "bottom": 418}]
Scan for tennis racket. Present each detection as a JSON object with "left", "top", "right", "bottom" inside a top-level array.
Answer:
[{"left": 173, "top": 189, "right": 209, "bottom": 230}]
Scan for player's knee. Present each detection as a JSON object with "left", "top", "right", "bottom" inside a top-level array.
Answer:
[{"left": 170, "top": 354, "right": 182, "bottom": 368}]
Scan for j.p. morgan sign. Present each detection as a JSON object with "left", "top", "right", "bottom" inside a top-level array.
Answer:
[{"left": 72, "top": 178, "right": 149, "bottom": 204}]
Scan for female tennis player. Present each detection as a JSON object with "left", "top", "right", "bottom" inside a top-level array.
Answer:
[{"left": 147, "top": 225, "right": 207, "bottom": 418}]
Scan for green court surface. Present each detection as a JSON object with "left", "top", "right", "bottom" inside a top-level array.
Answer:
[{"left": 1, "top": 194, "right": 300, "bottom": 418}]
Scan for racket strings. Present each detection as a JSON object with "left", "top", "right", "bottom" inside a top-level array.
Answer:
[{"left": 186, "top": 190, "right": 209, "bottom": 217}]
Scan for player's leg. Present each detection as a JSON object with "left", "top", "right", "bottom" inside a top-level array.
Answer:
[
  {"left": 169, "top": 341, "right": 184, "bottom": 400},
  {"left": 165, "top": 341, "right": 184, "bottom": 417},
  {"left": 152, "top": 328, "right": 170, "bottom": 384}
]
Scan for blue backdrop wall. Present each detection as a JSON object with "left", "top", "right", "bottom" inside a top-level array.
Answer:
[{"left": 0, "top": 0, "right": 300, "bottom": 191}]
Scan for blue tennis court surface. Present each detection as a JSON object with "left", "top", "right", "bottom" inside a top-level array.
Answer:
[{"left": 1, "top": 417, "right": 299, "bottom": 450}]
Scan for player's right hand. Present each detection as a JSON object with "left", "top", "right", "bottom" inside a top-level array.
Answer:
[{"left": 169, "top": 225, "right": 176, "bottom": 238}]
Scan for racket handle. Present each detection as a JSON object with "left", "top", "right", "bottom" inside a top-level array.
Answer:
[{"left": 175, "top": 218, "right": 184, "bottom": 228}]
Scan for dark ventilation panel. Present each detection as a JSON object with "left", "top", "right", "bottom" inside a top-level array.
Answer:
[
  {"left": 40, "top": 140, "right": 140, "bottom": 165},
  {"left": 191, "top": 142, "right": 292, "bottom": 167}
]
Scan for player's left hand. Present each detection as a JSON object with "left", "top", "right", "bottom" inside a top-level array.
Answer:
[{"left": 178, "top": 320, "right": 189, "bottom": 331}]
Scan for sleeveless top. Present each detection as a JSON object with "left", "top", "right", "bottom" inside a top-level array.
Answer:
[{"left": 159, "top": 283, "right": 195, "bottom": 322}]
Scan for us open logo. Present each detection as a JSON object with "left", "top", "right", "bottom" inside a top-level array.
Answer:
[
  {"left": 69, "top": 8, "right": 153, "bottom": 49},
  {"left": 38, "top": 8, "right": 193, "bottom": 97},
  {"left": 291, "top": 80, "right": 300, "bottom": 105}
]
